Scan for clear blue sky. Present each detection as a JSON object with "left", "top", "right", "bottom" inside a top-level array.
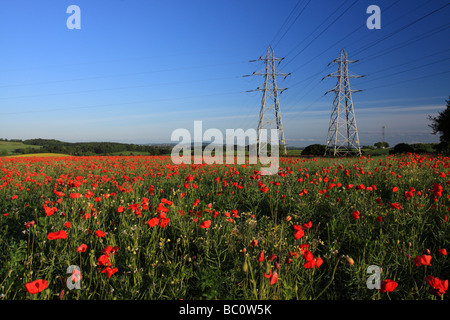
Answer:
[{"left": 0, "top": 0, "right": 449, "bottom": 147}]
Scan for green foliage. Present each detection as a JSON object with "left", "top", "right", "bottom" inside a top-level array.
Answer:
[{"left": 302, "top": 144, "right": 327, "bottom": 156}]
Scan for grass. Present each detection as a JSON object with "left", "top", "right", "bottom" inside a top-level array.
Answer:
[{"left": 0, "top": 141, "right": 41, "bottom": 155}]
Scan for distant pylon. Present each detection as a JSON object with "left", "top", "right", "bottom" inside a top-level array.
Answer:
[
  {"left": 245, "top": 46, "right": 290, "bottom": 156},
  {"left": 323, "top": 48, "right": 363, "bottom": 157}
]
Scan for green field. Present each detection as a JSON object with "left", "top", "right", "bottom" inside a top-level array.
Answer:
[{"left": 0, "top": 141, "right": 41, "bottom": 155}]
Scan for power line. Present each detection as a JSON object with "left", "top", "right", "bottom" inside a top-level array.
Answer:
[
  {"left": 282, "top": 0, "right": 358, "bottom": 70},
  {"left": 271, "top": 0, "right": 312, "bottom": 50},
  {"left": 360, "top": 69, "right": 450, "bottom": 92},
  {"left": 0, "top": 60, "right": 248, "bottom": 88},
  {"left": 269, "top": 0, "right": 304, "bottom": 47},
  {"left": 356, "top": 22, "right": 450, "bottom": 65},
  {"left": 288, "top": 0, "right": 402, "bottom": 76},
  {"left": 0, "top": 75, "right": 242, "bottom": 101},
  {"left": 351, "top": 2, "right": 450, "bottom": 57},
  {"left": 0, "top": 90, "right": 244, "bottom": 116}
]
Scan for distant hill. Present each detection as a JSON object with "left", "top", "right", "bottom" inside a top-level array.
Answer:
[{"left": 0, "top": 139, "right": 172, "bottom": 156}]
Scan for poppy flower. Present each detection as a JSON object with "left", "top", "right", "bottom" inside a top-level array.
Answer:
[
  {"left": 25, "top": 220, "right": 35, "bottom": 228},
  {"left": 258, "top": 251, "right": 265, "bottom": 262},
  {"left": 414, "top": 254, "right": 432, "bottom": 266},
  {"left": 117, "top": 206, "right": 125, "bottom": 213},
  {"left": 352, "top": 210, "right": 360, "bottom": 220},
  {"left": 97, "top": 254, "right": 110, "bottom": 267},
  {"left": 314, "top": 257, "right": 323, "bottom": 268},
  {"left": 376, "top": 216, "right": 383, "bottom": 222},
  {"left": 147, "top": 217, "right": 159, "bottom": 227},
  {"left": 200, "top": 220, "right": 211, "bottom": 229},
  {"left": 101, "top": 267, "right": 118, "bottom": 278},
  {"left": 390, "top": 202, "right": 403, "bottom": 210},
  {"left": 303, "top": 260, "right": 316, "bottom": 269},
  {"left": 293, "top": 225, "right": 304, "bottom": 239},
  {"left": 25, "top": 279, "right": 48, "bottom": 294},
  {"left": 47, "top": 230, "right": 68, "bottom": 240},
  {"left": 380, "top": 279, "right": 398, "bottom": 293},
  {"left": 158, "top": 217, "right": 170, "bottom": 228},
  {"left": 425, "top": 275, "right": 448, "bottom": 296},
  {"left": 64, "top": 221, "right": 71, "bottom": 228},
  {"left": 270, "top": 271, "right": 278, "bottom": 285},
  {"left": 438, "top": 248, "right": 447, "bottom": 256},
  {"left": 302, "top": 221, "right": 312, "bottom": 229},
  {"left": 95, "top": 230, "right": 106, "bottom": 238},
  {"left": 76, "top": 244, "right": 87, "bottom": 253},
  {"left": 250, "top": 239, "right": 258, "bottom": 247}
]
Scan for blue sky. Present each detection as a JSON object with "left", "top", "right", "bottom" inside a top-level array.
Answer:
[{"left": 0, "top": 0, "right": 449, "bottom": 147}]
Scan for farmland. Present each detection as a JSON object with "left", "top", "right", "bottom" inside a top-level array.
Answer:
[{"left": 0, "top": 153, "right": 448, "bottom": 300}]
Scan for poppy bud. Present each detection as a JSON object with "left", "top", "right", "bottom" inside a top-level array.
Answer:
[
  {"left": 423, "top": 248, "right": 431, "bottom": 255},
  {"left": 242, "top": 260, "right": 248, "bottom": 273},
  {"left": 345, "top": 256, "right": 354, "bottom": 265},
  {"left": 285, "top": 257, "right": 292, "bottom": 264},
  {"left": 274, "top": 261, "right": 280, "bottom": 270}
]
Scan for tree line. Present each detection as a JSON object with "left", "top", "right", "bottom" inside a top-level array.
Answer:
[{"left": 13, "top": 139, "right": 172, "bottom": 156}]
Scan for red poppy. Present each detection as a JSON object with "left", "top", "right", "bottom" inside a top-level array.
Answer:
[
  {"left": 250, "top": 239, "right": 258, "bottom": 247},
  {"left": 64, "top": 221, "right": 71, "bottom": 228},
  {"left": 76, "top": 244, "right": 87, "bottom": 253},
  {"left": 270, "top": 271, "right": 278, "bottom": 285},
  {"left": 159, "top": 217, "right": 170, "bottom": 228},
  {"left": 258, "top": 251, "right": 264, "bottom": 262},
  {"left": 47, "top": 230, "right": 68, "bottom": 240},
  {"left": 390, "top": 202, "right": 403, "bottom": 210},
  {"left": 352, "top": 210, "right": 360, "bottom": 220},
  {"left": 293, "top": 225, "right": 304, "bottom": 239},
  {"left": 314, "top": 257, "right": 323, "bottom": 268},
  {"left": 414, "top": 254, "right": 432, "bottom": 266},
  {"left": 25, "top": 220, "right": 35, "bottom": 228},
  {"left": 147, "top": 217, "right": 159, "bottom": 227},
  {"left": 70, "top": 193, "right": 81, "bottom": 199},
  {"left": 303, "top": 250, "right": 314, "bottom": 262},
  {"left": 438, "top": 248, "right": 447, "bottom": 256},
  {"left": 425, "top": 275, "right": 448, "bottom": 296},
  {"left": 117, "top": 206, "right": 125, "bottom": 213},
  {"left": 101, "top": 267, "right": 118, "bottom": 278},
  {"left": 102, "top": 246, "right": 119, "bottom": 255},
  {"left": 380, "top": 279, "right": 398, "bottom": 292},
  {"left": 95, "top": 230, "right": 106, "bottom": 238},
  {"left": 200, "top": 220, "right": 211, "bottom": 229},
  {"left": 25, "top": 279, "right": 48, "bottom": 294},
  {"left": 302, "top": 221, "right": 312, "bottom": 229},
  {"left": 376, "top": 216, "right": 383, "bottom": 222},
  {"left": 97, "top": 254, "right": 110, "bottom": 267},
  {"left": 303, "top": 260, "right": 316, "bottom": 269}
]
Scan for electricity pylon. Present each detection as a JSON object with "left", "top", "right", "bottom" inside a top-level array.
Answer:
[
  {"left": 323, "top": 48, "right": 363, "bottom": 157},
  {"left": 245, "top": 46, "right": 290, "bottom": 156}
]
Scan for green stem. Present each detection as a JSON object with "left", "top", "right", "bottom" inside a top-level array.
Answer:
[{"left": 315, "top": 257, "right": 340, "bottom": 299}]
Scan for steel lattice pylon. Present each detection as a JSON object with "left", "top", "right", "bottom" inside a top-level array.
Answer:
[
  {"left": 323, "top": 48, "right": 363, "bottom": 157},
  {"left": 246, "top": 46, "right": 290, "bottom": 156}
]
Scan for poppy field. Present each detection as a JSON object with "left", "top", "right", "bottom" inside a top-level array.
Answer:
[{"left": 0, "top": 153, "right": 448, "bottom": 300}]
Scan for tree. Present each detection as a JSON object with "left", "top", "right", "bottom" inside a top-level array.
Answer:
[
  {"left": 374, "top": 141, "right": 389, "bottom": 149},
  {"left": 429, "top": 96, "right": 450, "bottom": 155},
  {"left": 302, "top": 144, "right": 327, "bottom": 156},
  {"left": 392, "top": 143, "right": 414, "bottom": 154}
]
